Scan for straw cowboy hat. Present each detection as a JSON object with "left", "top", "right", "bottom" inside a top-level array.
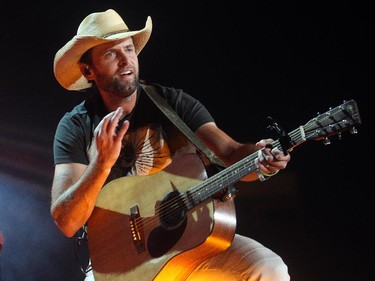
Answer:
[{"left": 53, "top": 9, "right": 152, "bottom": 91}]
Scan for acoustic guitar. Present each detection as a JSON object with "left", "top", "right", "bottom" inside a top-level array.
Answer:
[{"left": 87, "top": 99, "right": 361, "bottom": 281}]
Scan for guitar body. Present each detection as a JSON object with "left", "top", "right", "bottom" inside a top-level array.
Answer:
[{"left": 87, "top": 153, "right": 236, "bottom": 281}]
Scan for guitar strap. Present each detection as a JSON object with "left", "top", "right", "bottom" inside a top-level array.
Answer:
[{"left": 141, "top": 84, "right": 227, "bottom": 173}]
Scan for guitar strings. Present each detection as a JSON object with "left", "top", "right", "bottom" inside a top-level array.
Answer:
[{"left": 131, "top": 128, "right": 309, "bottom": 231}]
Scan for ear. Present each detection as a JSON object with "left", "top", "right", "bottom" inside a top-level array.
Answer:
[
  {"left": 84, "top": 67, "right": 91, "bottom": 75},
  {"left": 80, "top": 64, "right": 93, "bottom": 78}
]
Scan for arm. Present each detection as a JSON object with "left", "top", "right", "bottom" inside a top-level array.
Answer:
[
  {"left": 51, "top": 108, "right": 129, "bottom": 237},
  {"left": 51, "top": 162, "right": 110, "bottom": 237},
  {"left": 195, "top": 122, "right": 290, "bottom": 182}
]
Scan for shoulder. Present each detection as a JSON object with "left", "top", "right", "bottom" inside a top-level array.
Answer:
[
  {"left": 140, "top": 81, "right": 214, "bottom": 131},
  {"left": 141, "top": 81, "right": 198, "bottom": 107},
  {"left": 58, "top": 91, "right": 104, "bottom": 128}
]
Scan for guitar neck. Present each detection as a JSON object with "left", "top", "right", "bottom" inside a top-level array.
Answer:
[
  {"left": 185, "top": 126, "right": 305, "bottom": 207},
  {"left": 185, "top": 99, "right": 362, "bottom": 207}
]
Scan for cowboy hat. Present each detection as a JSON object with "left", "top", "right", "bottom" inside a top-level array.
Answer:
[{"left": 53, "top": 9, "right": 152, "bottom": 91}]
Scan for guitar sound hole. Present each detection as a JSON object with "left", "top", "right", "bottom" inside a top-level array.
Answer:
[
  {"left": 147, "top": 215, "right": 187, "bottom": 258},
  {"left": 147, "top": 191, "right": 188, "bottom": 257},
  {"left": 159, "top": 190, "right": 187, "bottom": 229}
]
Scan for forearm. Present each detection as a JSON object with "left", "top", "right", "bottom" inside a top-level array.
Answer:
[
  {"left": 51, "top": 163, "right": 111, "bottom": 237},
  {"left": 195, "top": 123, "right": 261, "bottom": 182}
]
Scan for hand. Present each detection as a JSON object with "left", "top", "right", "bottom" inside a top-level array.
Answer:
[
  {"left": 92, "top": 107, "right": 129, "bottom": 169},
  {"left": 255, "top": 139, "right": 291, "bottom": 175}
]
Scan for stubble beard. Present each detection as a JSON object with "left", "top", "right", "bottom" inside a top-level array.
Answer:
[{"left": 100, "top": 72, "right": 140, "bottom": 99}]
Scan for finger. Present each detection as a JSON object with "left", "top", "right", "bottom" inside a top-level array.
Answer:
[
  {"left": 271, "top": 148, "right": 291, "bottom": 162},
  {"left": 107, "top": 107, "right": 124, "bottom": 134},
  {"left": 258, "top": 149, "right": 273, "bottom": 162},
  {"left": 255, "top": 158, "right": 275, "bottom": 175},
  {"left": 95, "top": 110, "right": 117, "bottom": 135},
  {"left": 269, "top": 148, "right": 280, "bottom": 159},
  {"left": 255, "top": 139, "right": 267, "bottom": 149},
  {"left": 256, "top": 150, "right": 273, "bottom": 171},
  {"left": 115, "top": 120, "right": 129, "bottom": 141},
  {"left": 259, "top": 147, "right": 287, "bottom": 172},
  {"left": 255, "top": 139, "right": 274, "bottom": 150}
]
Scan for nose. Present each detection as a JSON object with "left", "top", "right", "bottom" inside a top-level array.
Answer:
[{"left": 118, "top": 51, "right": 130, "bottom": 66}]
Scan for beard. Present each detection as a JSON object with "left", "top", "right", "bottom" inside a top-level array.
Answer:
[{"left": 97, "top": 71, "right": 140, "bottom": 99}]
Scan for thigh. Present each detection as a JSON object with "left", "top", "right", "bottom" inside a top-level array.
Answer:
[{"left": 187, "top": 234, "right": 290, "bottom": 281}]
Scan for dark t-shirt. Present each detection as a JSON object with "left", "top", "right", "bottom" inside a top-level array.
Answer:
[{"left": 53, "top": 83, "right": 214, "bottom": 183}]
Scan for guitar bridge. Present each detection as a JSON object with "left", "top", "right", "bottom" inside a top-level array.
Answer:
[{"left": 130, "top": 205, "right": 145, "bottom": 253}]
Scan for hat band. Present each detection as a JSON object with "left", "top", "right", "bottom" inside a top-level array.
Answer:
[{"left": 102, "top": 29, "right": 130, "bottom": 38}]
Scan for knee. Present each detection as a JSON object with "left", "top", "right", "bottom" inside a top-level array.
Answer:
[{"left": 249, "top": 256, "right": 290, "bottom": 281}]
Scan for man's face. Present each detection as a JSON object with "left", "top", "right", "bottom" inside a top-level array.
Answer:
[{"left": 90, "top": 37, "right": 139, "bottom": 98}]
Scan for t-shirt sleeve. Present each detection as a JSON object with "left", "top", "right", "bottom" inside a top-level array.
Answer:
[
  {"left": 53, "top": 113, "right": 90, "bottom": 165},
  {"left": 156, "top": 85, "right": 215, "bottom": 132}
]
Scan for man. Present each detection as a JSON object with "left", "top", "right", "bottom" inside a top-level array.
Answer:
[{"left": 51, "top": 8, "right": 291, "bottom": 281}]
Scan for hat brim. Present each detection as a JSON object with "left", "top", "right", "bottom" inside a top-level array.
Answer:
[{"left": 54, "top": 16, "right": 152, "bottom": 91}]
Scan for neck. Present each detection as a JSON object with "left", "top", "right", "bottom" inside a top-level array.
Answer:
[{"left": 102, "top": 90, "right": 138, "bottom": 117}]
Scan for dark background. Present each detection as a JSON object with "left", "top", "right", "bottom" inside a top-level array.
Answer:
[{"left": 0, "top": 1, "right": 373, "bottom": 280}]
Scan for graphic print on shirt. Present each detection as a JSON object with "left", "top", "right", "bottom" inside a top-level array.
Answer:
[{"left": 108, "top": 125, "right": 172, "bottom": 183}]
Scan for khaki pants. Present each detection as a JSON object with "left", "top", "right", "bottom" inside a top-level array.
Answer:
[{"left": 84, "top": 234, "right": 290, "bottom": 281}]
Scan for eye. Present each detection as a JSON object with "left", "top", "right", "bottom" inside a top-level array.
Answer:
[
  {"left": 103, "top": 51, "right": 116, "bottom": 59},
  {"left": 105, "top": 51, "right": 114, "bottom": 57},
  {"left": 125, "top": 45, "right": 135, "bottom": 53}
]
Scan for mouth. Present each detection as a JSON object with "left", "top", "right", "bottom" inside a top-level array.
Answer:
[
  {"left": 120, "top": 69, "right": 133, "bottom": 76},
  {"left": 119, "top": 70, "right": 133, "bottom": 77},
  {"left": 117, "top": 69, "right": 135, "bottom": 82}
]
